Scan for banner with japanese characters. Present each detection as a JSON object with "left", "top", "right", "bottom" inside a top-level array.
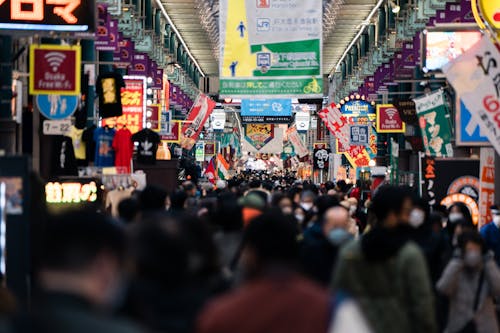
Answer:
[
  {"left": 219, "top": 0, "right": 322, "bottom": 98},
  {"left": 479, "top": 148, "right": 495, "bottom": 228},
  {"left": 180, "top": 94, "right": 216, "bottom": 150},
  {"left": 413, "top": 90, "right": 453, "bottom": 157},
  {"left": 286, "top": 126, "right": 309, "bottom": 158},
  {"left": 443, "top": 36, "right": 500, "bottom": 155}
]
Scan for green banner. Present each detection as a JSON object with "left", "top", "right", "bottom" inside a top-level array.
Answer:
[
  {"left": 413, "top": 90, "right": 453, "bottom": 158},
  {"left": 219, "top": 0, "right": 322, "bottom": 98}
]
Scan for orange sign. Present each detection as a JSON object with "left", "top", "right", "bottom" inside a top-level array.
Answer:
[{"left": 441, "top": 193, "right": 480, "bottom": 226}]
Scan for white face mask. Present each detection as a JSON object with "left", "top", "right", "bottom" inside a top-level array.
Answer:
[
  {"left": 295, "top": 214, "right": 305, "bottom": 223},
  {"left": 409, "top": 209, "right": 425, "bottom": 228},
  {"left": 448, "top": 212, "right": 463, "bottom": 223},
  {"left": 493, "top": 215, "right": 500, "bottom": 227},
  {"left": 301, "top": 202, "right": 313, "bottom": 211},
  {"left": 349, "top": 206, "right": 357, "bottom": 215}
]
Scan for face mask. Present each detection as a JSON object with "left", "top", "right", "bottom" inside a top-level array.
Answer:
[
  {"left": 282, "top": 206, "right": 293, "bottom": 215},
  {"left": 327, "top": 228, "right": 352, "bottom": 246},
  {"left": 493, "top": 216, "right": 500, "bottom": 227},
  {"left": 448, "top": 213, "right": 463, "bottom": 223},
  {"left": 295, "top": 214, "right": 304, "bottom": 223},
  {"left": 301, "top": 202, "right": 313, "bottom": 211},
  {"left": 409, "top": 210, "right": 425, "bottom": 228},
  {"left": 464, "top": 250, "right": 482, "bottom": 268},
  {"left": 349, "top": 206, "right": 356, "bottom": 215}
]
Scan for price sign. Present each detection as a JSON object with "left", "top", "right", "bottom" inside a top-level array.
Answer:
[
  {"left": 43, "top": 119, "right": 71, "bottom": 135},
  {"left": 0, "top": 0, "right": 95, "bottom": 32}
]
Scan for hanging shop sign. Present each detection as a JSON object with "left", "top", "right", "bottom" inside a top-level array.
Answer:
[
  {"left": 195, "top": 142, "right": 205, "bottom": 162},
  {"left": 102, "top": 77, "right": 146, "bottom": 134},
  {"left": 393, "top": 98, "right": 418, "bottom": 125},
  {"left": 479, "top": 147, "right": 495, "bottom": 228},
  {"left": 340, "top": 99, "right": 376, "bottom": 119},
  {"left": 456, "top": 98, "right": 490, "bottom": 146},
  {"left": 313, "top": 146, "right": 330, "bottom": 170},
  {"left": 241, "top": 99, "right": 292, "bottom": 123},
  {"left": 113, "top": 35, "right": 134, "bottom": 68},
  {"left": 376, "top": 104, "right": 405, "bottom": 133},
  {"left": 146, "top": 104, "right": 161, "bottom": 131},
  {"left": 318, "top": 103, "right": 350, "bottom": 149},
  {"left": 36, "top": 94, "right": 78, "bottom": 120},
  {"left": 29, "top": 44, "right": 81, "bottom": 95},
  {"left": 180, "top": 93, "right": 216, "bottom": 150},
  {"left": 444, "top": 36, "right": 500, "bottom": 155},
  {"left": 128, "top": 53, "right": 150, "bottom": 77},
  {"left": 0, "top": 0, "right": 96, "bottom": 32},
  {"left": 422, "top": 155, "right": 437, "bottom": 205},
  {"left": 390, "top": 138, "right": 399, "bottom": 185},
  {"left": 245, "top": 124, "right": 274, "bottom": 150},
  {"left": 99, "top": 0, "right": 121, "bottom": 16},
  {"left": 441, "top": 193, "right": 480, "bottom": 226},
  {"left": 286, "top": 127, "right": 309, "bottom": 158},
  {"left": 46, "top": 180, "right": 99, "bottom": 204},
  {"left": 413, "top": 90, "right": 453, "bottom": 157},
  {"left": 204, "top": 142, "right": 216, "bottom": 156},
  {"left": 95, "top": 5, "right": 118, "bottom": 52},
  {"left": 295, "top": 111, "right": 310, "bottom": 131},
  {"left": 160, "top": 121, "right": 181, "bottom": 143},
  {"left": 349, "top": 125, "right": 370, "bottom": 146},
  {"left": 211, "top": 109, "right": 226, "bottom": 131},
  {"left": 219, "top": 0, "right": 322, "bottom": 98}
]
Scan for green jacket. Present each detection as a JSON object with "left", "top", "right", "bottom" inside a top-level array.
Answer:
[{"left": 332, "top": 237, "right": 437, "bottom": 333}]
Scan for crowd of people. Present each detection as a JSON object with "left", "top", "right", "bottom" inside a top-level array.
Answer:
[{"left": 1, "top": 172, "right": 500, "bottom": 333}]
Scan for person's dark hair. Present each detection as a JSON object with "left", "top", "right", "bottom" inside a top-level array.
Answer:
[
  {"left": 118, "top": 197, "right": 140, "bottom": 224},
  {"left": 458, "top": 230, "right": 486, "bottom": 254},
  {"left": 448, "top": 202, "right": 473, "bottom": 225},
  {"left": 271, "top": 193, "right": 288, "bottom": 207},
  {"left": 170, "top": 190, "right": 188, "bottom": 211},
  {"left": 129, "top": 216, "right": 189, "bottom": 285},
  {"left": 243, "top": 209, "right": 299, "bottom": 265},
  {"left": 370, "top": 185, "right": 413, "bottom": 225},
  {"left": 315, "top": 195, "right": 340, "bottom": 221},
  {"left": 139, "top": 185, "right": 167, "bottom": 211},
  {"left": 183, "top": 182, "right": 196, "bottom": 193},
  {"left": 36, "top": 210, "right": 125, "bottom": 273},
  {"left": 249, "top": 179, "right": 261, "bottom": 189},
  {"left": 213, "top": 192, "right": 242, "bottom": 231}
]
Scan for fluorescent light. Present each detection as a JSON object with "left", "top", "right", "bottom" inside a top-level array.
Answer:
[
  {"left": 331, "top": 0, "right": 385, "bottom": 75},
  {"left": 155, "top": 0, "right": 206, "bottom": 77}
]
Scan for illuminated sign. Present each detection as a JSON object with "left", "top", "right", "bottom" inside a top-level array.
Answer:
[
  {"left": 0, "top": 0, "right": 95, "bottom": 32},
  {"left": 441, "top": 193, "right": 480, "bottom": 226},
  {"left": 46, "top": 181, "right": 98, "bottom": 204}
]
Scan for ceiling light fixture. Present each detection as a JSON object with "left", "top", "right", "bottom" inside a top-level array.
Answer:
[
  {"left": 390, "top": 1, "right": 400, "bottom": 14},
  {"left": 155, "top": 0, "right": 206, "bottom": 77}
]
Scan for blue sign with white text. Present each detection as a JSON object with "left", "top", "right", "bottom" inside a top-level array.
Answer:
[
  {"left": 350, "top": 125, "right": 369, "bottom": 145},
  {"left": 241, "top": 99, "right": 292, "bottom": 117},
  {"left": 36, "top": 95, "right": 79, "bottom": 120},
  {"left": 457, "top": 100, "right": 489, "bottom": 146}
]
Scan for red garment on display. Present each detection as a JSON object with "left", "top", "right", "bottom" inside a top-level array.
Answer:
[{"left": 112, "top": 127, "right": 134, "bottom": 172}]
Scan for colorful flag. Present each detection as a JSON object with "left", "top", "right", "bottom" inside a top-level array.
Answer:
[
  {"left": 217, "top": 154, "right": 230, "bottom": 180},
  {"left": 204, "top": 157, "right": 216, "bottom": 184}
]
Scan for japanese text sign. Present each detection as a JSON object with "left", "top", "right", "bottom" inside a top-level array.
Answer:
[
  {"left": 30, "top": 44, "right": 81, "bottom": 95},
  {"left": 376, "top": 104, "right": 405, "bottom": 133},
  {"left": 0, "top": 0, "right": 95, "bottom": 32},
  {"left": 479, "top": 147, "right": 495, "bottom": 228},
  {"left": 180, "top": 94, "right": 216, "bottom": 150}
]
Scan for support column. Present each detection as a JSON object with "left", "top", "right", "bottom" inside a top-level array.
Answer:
[{"left": 0, "top": 36, "right": 16, "bottom": 155}]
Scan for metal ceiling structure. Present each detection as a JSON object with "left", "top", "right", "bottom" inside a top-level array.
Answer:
[{"left": 160, "top": 0, "right": 379, "bottom": 78}]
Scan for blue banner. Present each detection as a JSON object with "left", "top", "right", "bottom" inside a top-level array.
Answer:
[{"left": 241, "top": 99, "right": 292, "bottom": 117}]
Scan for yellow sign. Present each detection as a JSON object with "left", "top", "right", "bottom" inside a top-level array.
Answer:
[
  {"left": 46, "top": 181, "right": 98, "bottom": 204},
  {"left": 479, "top": 0, "right": 500, "bottom": 30}
]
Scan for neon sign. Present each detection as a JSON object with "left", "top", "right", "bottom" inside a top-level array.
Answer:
[
  {"left": 0, "top": 0, "right": 95, "bottom": 31},
  {"left": 46, "top": 181, "right": 98, "bottom": 204}
]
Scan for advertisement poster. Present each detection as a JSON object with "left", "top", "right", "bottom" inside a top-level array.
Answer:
[
  {"left": 245, "top": 124, "right": 274, "bottom": 150},
  {"left": 146, "top": 105, "right": 161, "bottom": 131},
  {"left": 95, "top": 5, "right": 118, "bottom": 52},
  {"left": 30, "top": 44, "right": 81, "bottom": 95},
  {"left": 413, "top": 90, "right": 453, "bottom": 157},
  {"left": 444, "top": 36, "right": 500, "bottom": 154},
  {"left": 102, "top": 78, "right": 145, "bottom": 134},
  {"left": 456, "top": 99, "right": 490, "bottom": 146},
  {"left": 219, "top": 0, "right": 322, "bottom": 97},
  {"left": 286, "top": 127, "right": 309, "bottom": 158},
  {"left": 241, "top": 99, "right": 292, "bottom": 123},
  {"left": 349, "top": 125, "right": 369, "bottom": 146},
  {"left": 180, "top": 94, "right": 216, "bottom": 150},
  {"left": 160, "top": 121, "right": 181, "bottom": 143},
  {"left": 313, "top": 147, "right": 330, "bottom": 170},
  {"left": 479, "top": 148, "right": 495, "bottom": 228},
  {"left": 376, "top": 104, "right": 405, "bottom": 133}
]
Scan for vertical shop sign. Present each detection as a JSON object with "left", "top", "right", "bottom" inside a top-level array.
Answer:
[
  {"left": 219, "top": 0, "right": 322, "bottom": 97},
  {"left": 390, "top": 138, "right": 399, "bottom": 185},
  {"left": 195, "top": 142, "right": 205, "bottom": 162},
  {"left": 318, "top": 103, "right": 350, "bottom": 148},
  {"left": 422, "top": 156, "right": 437, "bottom": 206},
  {"left": 180, "top": 94, "right": 216, "bottom": 150},
  {"left": 443, "top": 36, "right": 500, "bottom": 155},
  {"left": 349, "top": 125, "right": 369, "bottom": 146},
  {"left": 102, "top": 77, "right": 145, "bottom": 134},
  {"left": 146, "top": 104, "right": 161, "bottom": 131},
  {"left": 376, "top": 104, "right": 405, "bottom": 133},
  {"left": 313, "top": 147, "right": 330, "bottom": 170},
  {"left": 413, "top": 90, "right": 453, "bottom": 157},
  {"left": 479, "top": 147, "right": 495, "bottom": 228},
  {"left": 286, "top": 127, "right": 309, "bottom": 158},
  {"left": 30, "top": 44, "right": 81, "bottom": 95}
]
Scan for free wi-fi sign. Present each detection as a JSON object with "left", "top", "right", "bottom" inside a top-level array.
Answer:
[
  {"left": 0, "top": 0, "right": 95, "bottom": 32},
  {"left": 29, "top": 44, "right": 81, "bottom": 96}
]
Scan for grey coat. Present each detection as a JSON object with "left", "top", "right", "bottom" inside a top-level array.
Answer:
[{"left": 437, "top": 255, "right": 500, "bottom": 333}]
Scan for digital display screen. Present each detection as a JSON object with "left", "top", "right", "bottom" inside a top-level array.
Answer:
[
  {"left": 0, "top": 0, "right": 95, "bottom": 32},
  {"left": 423, "top": 30, "right": 482, "bottom": 72}
]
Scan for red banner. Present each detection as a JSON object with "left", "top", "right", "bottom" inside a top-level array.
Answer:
[
  {"left": 180, "top": 94, "right": 216, "bottom": 150},
  {"left": 146, "top": 105, "right": 161, "bottom": 131},
  {"left": 102, "top": 78, "right": 145, "bottom": 134},
  {"left": 30, "top": 44, "right": 81, "bottom": 95},
  {"left": 160, "top": 121, "right": 181, "bottom": 143},
  {"left": 376, "top": 104, "right": 405, "bottom": 133}
]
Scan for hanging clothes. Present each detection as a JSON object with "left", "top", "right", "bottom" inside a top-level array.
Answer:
[
  {"left": 131, "top": 128, "right": 161, "bottom": 164},
  {"left": 96, "top": 72, "right": 126, "bottom": 118},
  {"left": 93, "top": 126, "right": 116, "bottom": 167},
  {"left": 112, "top": 127, "right": 134, "bottom": 172}
]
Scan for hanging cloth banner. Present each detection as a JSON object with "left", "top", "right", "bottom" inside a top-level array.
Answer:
[
  {"left": 413, "top": 90, "right": 453, "bottom": 157},
  {"left": 443, "top": 36, "right": 500, "bottom": 155},
  {"left": 479, "top": 147, "right": 495, "bottom": 228},
  {"left": 286, "top": 126, "right": 309, "bottom": 158},
  {"left": 180, "top": 93, "right": 216, "bottom": 150},
  {"left": 219, "top": 0, "right": 323, "bottom": 98}
]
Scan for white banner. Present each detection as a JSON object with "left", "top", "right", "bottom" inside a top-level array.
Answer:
[
  {"left": 295, "top": 111, "right": 310, "bottom": 131},
  {"left": 443, "top": 36, "right": 500, "bottom": 154},
  {"left": 286, "top": 127, "right": 309, "bottom": 157},
  {"left": 211, "top": 109, "right": 226, "bottom": 130}
]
